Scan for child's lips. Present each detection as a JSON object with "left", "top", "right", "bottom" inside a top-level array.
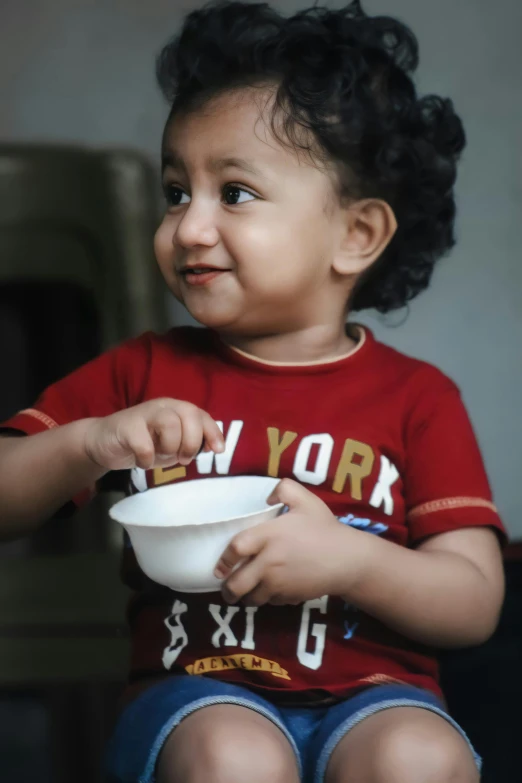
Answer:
[{"left": 181, "top": 268, "right": 230, "bottom": 287}]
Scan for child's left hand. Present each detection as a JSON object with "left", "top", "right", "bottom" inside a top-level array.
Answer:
[{"left": 215, "top": 478, "right": 363, "bottom": 606}]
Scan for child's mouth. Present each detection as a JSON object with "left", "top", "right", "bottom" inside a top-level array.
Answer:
[{"left": 181, "top": 268, "right": 229, "bottom": 286}]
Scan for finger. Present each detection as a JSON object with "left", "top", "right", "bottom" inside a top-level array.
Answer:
[
  {"left": 269, "top": 595, "right": 301, "bottom": 606},
  {"left": 221, "top": 555, "right": 267, "bottom": 604},
  {"left": 125, "top": 419, "right": 156, "bottom": 470},
  {"left": 177, "top": 405, "right": 207, "bottom": 465},
  {"left": 266, "top": 478, "right": 315, "bottom": 509},
  {"left": 214, "top": 528, "right": 267, "bottom": 580},
  {"left": 200, "top": 411, "right": 225, "bottom": 454},
  {"left": 151, "top": 408, "right": 182, "bottom": 461},
  {"left": 242, "top": 582, "right": 274, "bottom": 608}
]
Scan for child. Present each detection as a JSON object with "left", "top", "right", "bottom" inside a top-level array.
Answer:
[{"left": 0, "top": 2, "right": 505, "bottom": 781}]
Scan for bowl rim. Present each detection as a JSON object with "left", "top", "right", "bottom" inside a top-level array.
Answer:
[{"left": 108, "top": 474, "right": 284, "bottom": 529}]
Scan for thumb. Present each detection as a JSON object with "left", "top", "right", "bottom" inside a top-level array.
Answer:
[{"left": 266, "top": 478, "right": 311, "bottom": 509}]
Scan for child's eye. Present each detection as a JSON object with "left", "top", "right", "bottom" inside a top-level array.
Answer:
[
  {"left": 164, "top": 184, "right": 191, "bottom": 207},
  {"left": 222, "top": 185, "right": 256, "bottom": 205}
]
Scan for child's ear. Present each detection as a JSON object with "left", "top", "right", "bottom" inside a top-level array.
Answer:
[{"left": 333, "top": 199, "right": 397, "bottom": 276}]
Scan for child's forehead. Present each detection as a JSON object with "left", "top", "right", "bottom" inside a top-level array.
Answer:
[
  {"left": 160, "top": 88, "right": 338, "bottom": 194},
  {"left": 162, "top": 89, "right": 277, "bottom": 162}
]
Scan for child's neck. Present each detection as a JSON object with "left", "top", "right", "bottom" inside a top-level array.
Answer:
[{"left": 219, "top": 322, "right": 358, "bottom": 365}]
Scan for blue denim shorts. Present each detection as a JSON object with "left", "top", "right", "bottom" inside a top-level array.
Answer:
[{"left": 105, "top": 676, "right": 480, "bottom": 783}]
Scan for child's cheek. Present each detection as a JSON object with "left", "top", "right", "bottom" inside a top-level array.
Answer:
[{"left": 154, "top": 219, "right": 173, "bottom": 263}]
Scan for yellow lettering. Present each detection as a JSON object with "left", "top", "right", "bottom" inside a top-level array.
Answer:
[
  {"left": 267, "top": 428, "right": 298, "bottom": 477},
  {"left": 185, "top": 654, "right": 290, "bottom": 680},
  {"left": 332, "top": 439, "right": 375, "bottom": 498},
  {"left": 153, "top": 465, "right": 187, "bottom": 485}
]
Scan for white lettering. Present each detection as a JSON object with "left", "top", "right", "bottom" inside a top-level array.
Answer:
[
  {"left": 196, "top": 421, "right": 243, "bottom": 475},
  {"left": 293, "top": 434, "right": 334, "bottom": 486},
  {"left": 369, "top": 456, "right": 400, "bottom": 516},
  {"left": 162, "top": 600, "right": 189, "bottom": 669},
  {"left": 241, "top": 607, "right": 258, "bottom": 650},
  {"left": 297, "top": 595, "right": 328, "bottom": 670},
  {"left": 209, "top": 604, "right": 240, "bottom": 647},
  {"left": 130, "top": 467, "right": 148, "bottom": 492}
]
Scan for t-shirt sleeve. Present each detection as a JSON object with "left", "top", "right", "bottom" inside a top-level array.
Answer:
[
  {"left": 0, "top": 332, "right": 154, "bottom": 508},
  {"left": 403, "top": 372, "right": 506, "bottom": 546}
]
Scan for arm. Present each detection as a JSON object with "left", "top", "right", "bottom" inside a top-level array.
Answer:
[
  {"left": 337, "top": 524, "right": 505, "bottom": 647},
  {"left": 216, "top": 479, "right": 505, "bottom": 649},
  {"left": 218, "top": 376, "right": 505, "bottom": 647},
  {"left": 0, "top": 400, "right": 224, "bottom": 540},
  {"left": 0, "top": 424, "right": 105, "bottom": 538},
  {"left": 0, "top": 336, "right": 138, "bottom": 538}
]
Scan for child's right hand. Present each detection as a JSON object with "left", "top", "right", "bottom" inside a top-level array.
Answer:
[{"left": 83, "top": 399, "right": 225, "bottom": 472}]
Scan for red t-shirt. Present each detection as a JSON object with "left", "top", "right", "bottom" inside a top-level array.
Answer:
[{"left": 2, "top": 325, "right": 504, "bottom": 705}]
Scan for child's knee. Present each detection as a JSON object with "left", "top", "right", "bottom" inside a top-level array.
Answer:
[
  {"left": 327, "top": 710, "right": 479, "bottom": 783},
  {"left": 157, "top": 704, "right": 298, "bottom": 783},
  {"left": 368, "top": 718, "right": 479, "bottom": 783}
]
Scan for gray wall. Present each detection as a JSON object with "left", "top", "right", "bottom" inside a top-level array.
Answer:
[{"left": 1, "top": 0, "right": 520, "bottom": 536}]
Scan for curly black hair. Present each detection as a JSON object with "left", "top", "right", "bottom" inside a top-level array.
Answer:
[{"left": 156, "top": 0, "right": 466, "bottom": 313}]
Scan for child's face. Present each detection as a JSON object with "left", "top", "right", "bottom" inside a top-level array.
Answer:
[{"left": 155, "top": 88, "right": 352, "bottom": 336}]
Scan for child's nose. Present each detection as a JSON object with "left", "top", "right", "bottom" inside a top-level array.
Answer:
[{"left": 174, "top": 200, "right": 219, "bottom": 249}]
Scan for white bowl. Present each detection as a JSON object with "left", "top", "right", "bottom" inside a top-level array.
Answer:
[{"left": 109, "top": 475, "right": 284, "bottom": 593}]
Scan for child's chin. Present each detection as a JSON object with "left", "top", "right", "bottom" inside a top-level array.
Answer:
[{"left": 184, "top": 306, "right": 239, "bottom": 332}]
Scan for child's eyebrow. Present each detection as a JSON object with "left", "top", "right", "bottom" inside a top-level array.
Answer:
[
  {"left": 208, "top": 156, "right": 265, "bottom": 178},
  {"left": 161, "top": 151, "right": 184, "bottom": 173},
  {"left": 161, "top": 152, "right": 267, "bottom": 180}
]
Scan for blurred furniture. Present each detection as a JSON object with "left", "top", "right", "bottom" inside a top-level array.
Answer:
[{"left": 0, "top": 144, "right": 169, "bottom": 783}]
